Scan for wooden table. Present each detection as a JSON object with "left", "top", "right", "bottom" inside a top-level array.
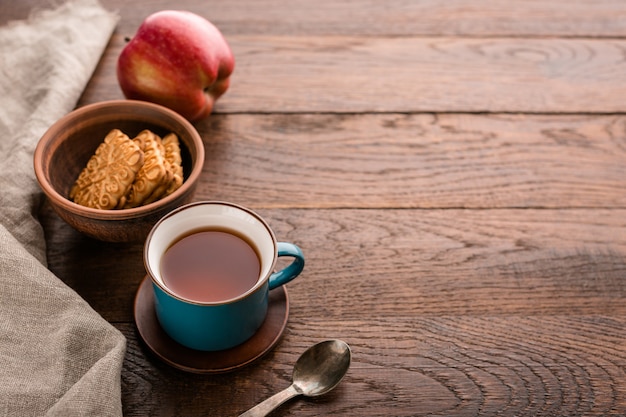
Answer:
[{"left": 4, "top": 1, "right": 626, "bottom": 415}]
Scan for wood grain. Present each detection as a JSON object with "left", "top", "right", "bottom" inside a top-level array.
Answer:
[
  {"left": 192, "top": 113, "right": 626, "bottom": 208},
  {"left": 5, "top": 0, "right": 626, "bottom": 38},
  {"left": 6, "top": 0, "right": 623, "bottom": 37},
  {"left": 118, "top": 315, "right": 626, "bottom": 416},
  {"left": 223, "top": 36, "right": 626, "bottom": 113},
  {"left": 78, "top": 34, "right": 626, "bottom": 113}
]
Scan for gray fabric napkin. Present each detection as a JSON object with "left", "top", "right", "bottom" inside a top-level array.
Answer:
[{"left": 0, "top": 1, "right": 126, "bottom": 415}]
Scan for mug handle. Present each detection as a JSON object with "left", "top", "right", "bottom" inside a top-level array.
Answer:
[{"left": 268, "top": 242, "right": 305, "bottom": 290}]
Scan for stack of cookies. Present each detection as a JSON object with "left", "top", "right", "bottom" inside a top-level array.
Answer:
[{"left": 69, "top": 129, "right": 184, "bottom": 209}]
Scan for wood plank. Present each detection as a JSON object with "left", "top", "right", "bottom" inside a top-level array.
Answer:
[
  {"left": 279, "top": 208, "right": 626, "bottom": 318},
  {"left": 198, "top": 114, "right": 623, "bottom": 209},
  {"left": 11, "top": 0, "right": 621, "bottom": 37},
  {"left": 224, "top": 36, "right": 626, "bottom": 113},
  {"left": 5, "top": 1, "right": 626, "bottom": 38},
  {"left": 118, "top": 315, "right": 626, "bottom": 416},
  {"left": 42, "top": 207, "right": 626, "bottom": 323},
  {"left": 78, "top": 35, "right": 626, "bottom": 113}
]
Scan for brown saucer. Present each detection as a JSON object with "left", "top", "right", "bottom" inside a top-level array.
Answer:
[{"left": 133, "top": 276, "right": 289, "bottom": 374}]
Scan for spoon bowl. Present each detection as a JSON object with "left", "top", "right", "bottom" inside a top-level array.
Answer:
[
  {"left": 239, "top": 339, "right": 351, "bottom": 416},
  {"left": 292, "top": 339, "right": 352, "bottom": 396}
]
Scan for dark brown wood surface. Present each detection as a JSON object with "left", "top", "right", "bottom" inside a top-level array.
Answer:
[{"left": 4, "top": 1, "right": 626, "bottom": 416}]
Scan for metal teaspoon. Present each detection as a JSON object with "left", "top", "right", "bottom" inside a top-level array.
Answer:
[{"left": 239, "top": 339, "right": 352, "bottom": 417}]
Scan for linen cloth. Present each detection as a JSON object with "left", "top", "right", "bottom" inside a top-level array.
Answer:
[{"left": 0, "top": 1, "right": 127, "bottom": 415}]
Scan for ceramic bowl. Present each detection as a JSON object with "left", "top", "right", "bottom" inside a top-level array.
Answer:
[{"left": 34, "top": 100, "right": 204, "bottom": 242}]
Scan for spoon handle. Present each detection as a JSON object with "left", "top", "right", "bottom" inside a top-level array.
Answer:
[{"left": 238, "top": 384, "right": 301, "bottom": 417}]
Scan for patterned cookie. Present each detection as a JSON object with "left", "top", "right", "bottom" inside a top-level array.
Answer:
[
  {"left": 120, "top": 130, "right": 170, "bottom": 208},
  {"left": 69, "top": 129, "right": 144, "bottom": 209},
  {"left": 141, "top": 132, "right": 184, "bottom": 205},
  {"left": 141, "top": 167, "right": 174, "bottom": 205},
  {"left": 161, "top": 133, "right": 184, "bottom": 197}
]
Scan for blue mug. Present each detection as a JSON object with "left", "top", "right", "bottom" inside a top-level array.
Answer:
[{"left": 144, "top": 201, "right": 304, "bottom": 351}]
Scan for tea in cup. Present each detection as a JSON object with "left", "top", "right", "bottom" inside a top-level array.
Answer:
[{"left": 144, "top": 201, "right": 305, "bottom": 351}]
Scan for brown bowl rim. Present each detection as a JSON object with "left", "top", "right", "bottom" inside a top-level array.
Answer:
[{"left": 33, "top": 100, "right": 204, "bottom": 220}]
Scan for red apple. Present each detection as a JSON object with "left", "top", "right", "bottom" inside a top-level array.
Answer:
[{"left": 117, "top": 10, "right": 234, "bottom": 122}]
